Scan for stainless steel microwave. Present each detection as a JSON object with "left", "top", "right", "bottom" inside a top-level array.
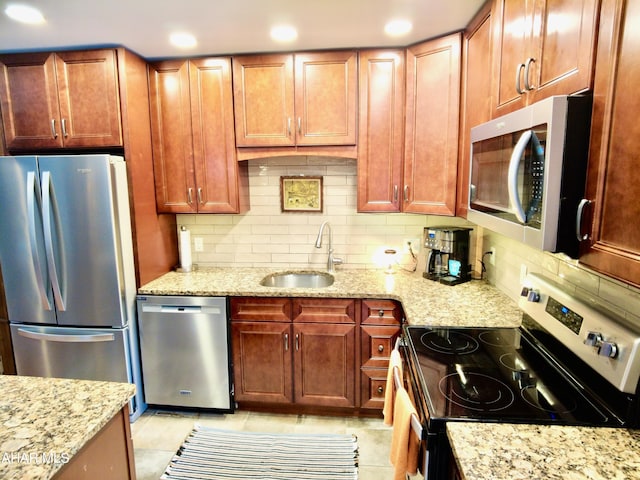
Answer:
[{"left": 468, "top": 95, "right": 592, "bottom": 258}]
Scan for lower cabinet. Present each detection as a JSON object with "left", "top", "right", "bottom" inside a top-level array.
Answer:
[
  {"left": 359, "top": 300, "right": 402, "bottom": 411},
  {"left": 231, "top": 297, "right": 357, "bottom": 409},
  {"left": 230, "top": 296, "right": 402, "bottom": 413}
]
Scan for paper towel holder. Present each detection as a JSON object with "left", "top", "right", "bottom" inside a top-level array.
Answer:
[{"left": 176, "top": 225, "right": 196, "bottom": 273}]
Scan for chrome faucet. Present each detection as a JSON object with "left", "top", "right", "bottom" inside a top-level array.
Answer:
[{"left": 315, "top": 221, "right": 343, "bottom": 273}]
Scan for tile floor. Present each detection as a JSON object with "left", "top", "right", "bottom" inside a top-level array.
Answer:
[{"left": 131, "top": 408, "right": 397, "bottom": 480}]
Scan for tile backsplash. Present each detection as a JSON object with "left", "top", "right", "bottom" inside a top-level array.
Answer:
[
  {"left": 176, "top": 155, "right": 639, "bottom": 328},
  {"left": 177, "top": 156, "right": 474, "bottom": 273},
  {"left": 480, "top": 229, "right": 640, "bottom": 327}
]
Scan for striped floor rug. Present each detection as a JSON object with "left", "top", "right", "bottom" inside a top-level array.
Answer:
[{"left": 161, "top": 424, "right": 359, "bottom": 480}]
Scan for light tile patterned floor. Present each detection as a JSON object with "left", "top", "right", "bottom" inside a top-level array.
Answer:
[{"left": 132, "top": 409, "right": 397, "bottom": 480}]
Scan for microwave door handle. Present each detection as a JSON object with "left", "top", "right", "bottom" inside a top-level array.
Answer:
[{"left": 508, "top": 130, "right": 532, "bottom": 223}]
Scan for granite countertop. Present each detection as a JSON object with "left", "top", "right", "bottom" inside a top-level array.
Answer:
[
  {"left": 140, "top": 266, "right": 639, "bottom": 479},
  {"left": 0, "top": 376, "right": 135, "bottom": 480},
  {"left": 447, "top": 422, "right": 640, "bottom": 480},
  {"left": 138, "top": 267, "right": 523, "bottom": 327}
]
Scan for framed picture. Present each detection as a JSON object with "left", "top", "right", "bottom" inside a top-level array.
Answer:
[{"left": 280, "top": 176, "right": 323, "bottom": 212}]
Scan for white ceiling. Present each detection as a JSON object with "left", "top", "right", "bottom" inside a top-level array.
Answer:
[{"left": 0, "top": 0, "right": 485, "bottom": 59}]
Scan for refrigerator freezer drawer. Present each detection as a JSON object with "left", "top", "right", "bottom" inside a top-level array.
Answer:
[
  {"left": 10, "top": 324, "right": 131, "bottom": 384},
  {"left": 137, "top": 295, "right": 232, "bottom": 410}
]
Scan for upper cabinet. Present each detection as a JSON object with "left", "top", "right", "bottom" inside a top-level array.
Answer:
[
  {"left": 148, "top": 58, "right": 248, "bottom": 214},
  {"left": 0, "top": 49, "right": 122, "bottom": 150},
  {"left": 357, "top": 49, "right": 405, "bottom": 213},
  {"left": 232, "top": 51, "right": 357, "bottom": 148},
  {"left": 457, "top": 2, "right": 493, "bottom": 218},
  {"left": 579, "top": 0, "right": 640, "bottom": 288},
  {"left": 491, "top": 0, "right": 599, "bottom": 116},
  {"left": 403, "top": 33, "right": 462, "bottom": 215}
]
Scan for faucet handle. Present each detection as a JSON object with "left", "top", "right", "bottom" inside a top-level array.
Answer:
[{"left": 333, "top": 257, "right": 343, "bottom": 266}]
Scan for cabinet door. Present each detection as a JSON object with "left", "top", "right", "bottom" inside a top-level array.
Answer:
[
  {"left": 457, "top": 3, "right": 493, "bottom": 217},
  {"left": 232, "top": 54, "right": 295, "bottom": 147},
  {"left": 579, "top": 0, "right": 640, "bottom": 287},
  {"left": 357, "top": 49, "right": 405, "bottom": 212},
  {"left": 529, "top": 0, "right": 599, "bottom": 103},
  {"left": 55, "top": 49, "right": 122, "bottom": 148},
  {"left": 403, "top": 33, "right": 461, "bottom": 215},
  {"left": 294, "top": 51, "right": 357, "bottom": 146},
  {"left": 148, "top": 59, "right": 196, "bottom": 213},
  {"left": 0, "top": 52, "right": 63, "bottom": 149},
  {"left": 189, "top": 57, "right": 245, "bottom": 213},
  {"left": 231, "top": 322, "right": 293, "bottom": 404},
  {"left": 293, "top": 322, "right": 356, "bottom": 407},
  {"left": 491, "top": 0, "right": 534, "bottom": 115}
]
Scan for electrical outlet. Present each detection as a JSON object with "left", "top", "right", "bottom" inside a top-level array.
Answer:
[
  {"left": 194, "top": 237, "right": 204, "bottom": 252},
  {"left": 403, "top": 238, "right": 420, "bottom": 253},
  {"left": 489, "top": 246, "right": 496, "bottom": 265}
]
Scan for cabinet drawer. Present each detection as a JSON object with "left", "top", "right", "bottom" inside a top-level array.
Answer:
[
  {"left": 292, "top": 298, "right": 356, "bottom": 324},
  {"left": 360, "top": 368, "right": 388, "bottom": 410},
  {"left": 361, "top": 325, "right": 400, "bottom": 368},
  {"left": 230, "top": 297, "right": 292, "bottom": 322},
  {"left": 361, "top": 299, "right": 402, "bottom": 325}
]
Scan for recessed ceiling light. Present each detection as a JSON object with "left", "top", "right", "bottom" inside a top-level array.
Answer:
[
  {"left": 169, "top": 32, "right": 197, "bottom": 49},
  {"left": 270, "top": 25, "right": 298, "bottom": 43},
  {"left": 5, "top": 4, "right": 45, "bottom": 25},
  {"left": 384, "top": 19, "right": 413, "bottom": 37}
]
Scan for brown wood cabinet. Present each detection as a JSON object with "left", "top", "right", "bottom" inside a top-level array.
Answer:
[
  {"left": 231, "top": 297, "right": 357, "bottom": 409},
  {"left": 232, "top": 51, "right": 357, "bottom": 148},
  {"left": 491, "top": 0, "right": 599, "bottom": 116},
  {"left": 403, "top": 33, "right": 462, "bottom": 216},
  {"left": 578, "top": 0, "right": 640, "bottom": 288},
  {"left": 0, "top": 49, "right": 122, "bottom": 150},
  {"left": 457, "top": 2, "right": 493, "bottom": 218},
  {"left": 148, "top": 58, "right": 248, "bottom": 214},
  {"left": 360, "top": 299, "right": 402, "bottom": 410},
  {"left": 53, "top": 405, "right": 135, "bottom": 480},
  {"left": 357, "top": 49, "right": 406, "bottom": 212}
]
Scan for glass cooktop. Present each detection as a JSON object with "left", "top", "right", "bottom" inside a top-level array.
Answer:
[{"left": 404, "top": 325, "right": 613, "bottom": 425}]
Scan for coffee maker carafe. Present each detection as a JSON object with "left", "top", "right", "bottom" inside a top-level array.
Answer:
[{"left": 423, "top": 226, "right": 472, "bottom": 285}]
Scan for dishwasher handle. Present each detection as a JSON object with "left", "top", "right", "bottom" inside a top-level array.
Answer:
[{"left": 140, "top": 304, "right": 222, "bottom": 315}]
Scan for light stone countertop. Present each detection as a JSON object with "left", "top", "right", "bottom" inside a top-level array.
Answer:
[
  {"left": 447, "top": 422, "right": 640, "bottom": 480},
  {"left": 137, "top": 267, "right": 523, "bottom": 327},
  {"left": 138, "top": 267, "right": 639, "bottom": 480},
  {"left": 0, "top": 376, "right": 135, "bottom": 480}
]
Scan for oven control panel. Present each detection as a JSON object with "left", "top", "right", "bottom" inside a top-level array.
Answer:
[{"left": 519, "top": 273, "right": 640, "bottom": 394}]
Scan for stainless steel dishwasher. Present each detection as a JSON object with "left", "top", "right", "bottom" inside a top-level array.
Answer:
[{"left": 136, "top": 295, "right": 233, "bottom": 410}]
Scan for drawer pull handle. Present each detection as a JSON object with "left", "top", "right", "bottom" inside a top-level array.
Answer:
[{"left": 378, "top": 344, "right": 384, "bottom": 353}]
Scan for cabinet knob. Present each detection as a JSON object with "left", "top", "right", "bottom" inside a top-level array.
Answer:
[
  {"left": 378, "top": 309, "right": 385, "bottom": 317},
  {"left": 377, "top": 386, "right": 384, "bottom": 394},
  {"left": 378, "top": 344, "right": 384, "bottom": 353}
]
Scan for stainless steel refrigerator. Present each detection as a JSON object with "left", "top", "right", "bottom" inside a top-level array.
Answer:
[{"left": 0, "top": 154, "right": 145, "bottom": 421}]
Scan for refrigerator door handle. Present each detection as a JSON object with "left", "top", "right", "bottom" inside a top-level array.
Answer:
[
  {"left": 27, "top": 171, "right": 53, "bottom": 311},
  {"left": 17, "top": 328, "right": 115, "bottom": 343},
  {"left": 41, "top": 171, "right": 66, "bottom": 311}
]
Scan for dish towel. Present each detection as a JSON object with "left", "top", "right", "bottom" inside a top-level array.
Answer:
[
  {"left": 389, "top": 387, "right": 420, "bottom": 480},
  {"left": 383, "top": 349, "right": 403, "bottom": 426}
]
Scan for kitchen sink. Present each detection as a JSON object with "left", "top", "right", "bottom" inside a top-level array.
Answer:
[{"left": 259, "top": 271, "right": 334, "bottom": 288}]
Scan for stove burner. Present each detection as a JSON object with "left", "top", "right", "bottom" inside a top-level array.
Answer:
[
  {"left": 419, "top": 331, "right": 479, "bottom": 355},
  {"left": 521, "top": 385, "right": 578, "bottom": 414},
  {"left": 499, "top": 352, "right": 524, "bottom": 372},
  {"left": 439, "top": 372, "right": 515, "bottom": 411},
  {"left": 479, "top": 330, "right": 520, "bottom": 347}
]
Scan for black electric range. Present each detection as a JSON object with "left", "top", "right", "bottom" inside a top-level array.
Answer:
[{"left": 401, "top": 274, "right": 640, "bottom": 480}]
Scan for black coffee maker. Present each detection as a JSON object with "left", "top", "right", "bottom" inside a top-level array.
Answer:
[{"left": 423, "top": 226, "right": 472, "bottom": 285}]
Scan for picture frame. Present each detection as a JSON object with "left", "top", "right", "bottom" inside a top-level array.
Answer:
[{"left": 280, "top": 176, "right": 323, "bottom": 212}]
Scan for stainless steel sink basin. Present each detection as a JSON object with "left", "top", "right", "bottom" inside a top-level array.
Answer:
[{"left": 260, "top": 271, "right": 334, "bottom": 288}]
